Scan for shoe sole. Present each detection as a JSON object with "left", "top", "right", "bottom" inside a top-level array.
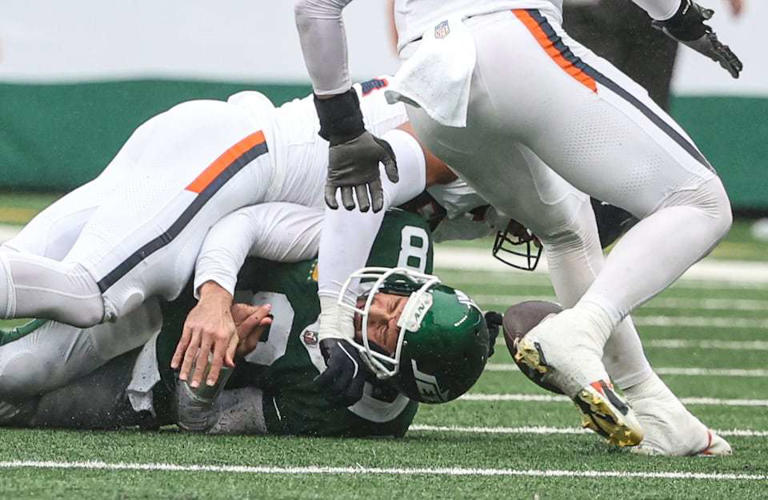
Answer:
[{"left": 515, "top": 337, "right": 644, "bottom": 447}]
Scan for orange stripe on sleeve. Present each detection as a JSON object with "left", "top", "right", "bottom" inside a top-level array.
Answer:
[
  {"left": 186, "top": 130, "right": 266, "bottom": 194},
  {"left": 513, "top": 10, "right": 597, "bottom": 93}
]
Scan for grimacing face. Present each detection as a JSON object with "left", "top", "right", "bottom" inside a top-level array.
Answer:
[{"left": 354, "top": 292, "right": 409, "bottom": 355}]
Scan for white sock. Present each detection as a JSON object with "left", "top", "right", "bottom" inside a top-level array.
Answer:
[{"left": 603, "top": 317, "right": 653, "bottom": 390}]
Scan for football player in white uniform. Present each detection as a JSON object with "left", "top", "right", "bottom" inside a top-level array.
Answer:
[
  {"left": 294, "top": 0, "right": 741, "bottom": 453},
  {"left": 0, "top": 78, "right": 502, "bottom": 401},
  {"left": 0, "top": 77, "right": 438, "bottom": 390},
  {"left": 1, "top": 203, "right": 491, "bottom": 437}
]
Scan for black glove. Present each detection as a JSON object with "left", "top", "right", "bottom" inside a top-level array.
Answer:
[
  {"left": 315, "top": 90, "right": 399, "bottom": 213},
  {"left": 652, "top": 0, "right": 743, "bottom": 78},
  {"left": 484, "top": 311, "right": 503, "bottom": 358},
  {"left": 314, "top": 338, "right": 366, "bottom": 407}
]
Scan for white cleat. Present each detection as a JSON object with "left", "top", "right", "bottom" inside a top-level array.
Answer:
[
  {"left": 626, "top": 373, "right": 732, "bottom": 456},
  {"left": 515, "top": 309, "right": 644, "bottom": 447}
]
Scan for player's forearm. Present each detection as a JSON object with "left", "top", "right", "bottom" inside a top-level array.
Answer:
[
  {"left": 632, "top": 0, "right": 685, "bottom": 19},
  {"left": 194, "top": 210, "right": 259, "bottom": 298},
  {"left": 317, "top": 129, "right": 426, "bottom": 302},
  {"left": 294, "top": 0, "right": 355, "bottom": 95},
  {"left": 318, "top": 204, "right": 385, "bottom": 304},
  {"left": 245, "top": 203, "right": 324, "bottom": 262}
]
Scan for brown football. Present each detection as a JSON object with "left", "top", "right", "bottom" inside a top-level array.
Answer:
[{"left": 502, "top": 300, "right": 565, "bottom": 395}]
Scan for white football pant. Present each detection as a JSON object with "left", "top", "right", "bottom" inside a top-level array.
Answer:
[{"left": 407, "top": 9, "right": 730, "bottom": 382}]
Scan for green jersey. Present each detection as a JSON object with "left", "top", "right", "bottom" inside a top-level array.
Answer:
[{"left": 154, "top": 209, "right": 433, "bottom": 436}]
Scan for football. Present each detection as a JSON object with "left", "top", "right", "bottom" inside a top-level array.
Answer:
[{"left": 502, "top": 300, "right": 565, "bottom": 395}]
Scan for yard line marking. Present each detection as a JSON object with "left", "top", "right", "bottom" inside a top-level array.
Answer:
[
  {"left": 484, "top": 364, "right": 768, "bottom": 377},
  {"left": 494, "top": 338, "right": 768, "bottom": 351},
  {"left": 646, "top": 339, "right": 768, "bottom": 350},
  {"left": 435, "top": 247, "right": 768, "bottom": 284},
  {"left": 634, "top": 316, "right": 768, "bottom": 329},
  {"left": 408, "top": 425, "right": 768, "bottom": 438},
  {"left": 0, "top": 460, "right": 765, "bottom": 481},
  {"left": 474, "top": 294, "right": 768, "bottom": 312},
  {"left": 460, "top": 394, "right": 768, "bottom": 407},
  {"left": 444, "top": 271, "right": 768, "bottom": 291}
]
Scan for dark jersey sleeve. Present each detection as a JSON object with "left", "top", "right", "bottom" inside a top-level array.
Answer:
[{"left": 154, "top": 209, "right": 432, "bottom": 436}]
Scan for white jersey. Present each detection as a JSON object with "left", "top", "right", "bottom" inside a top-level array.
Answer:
[
  {"left": 229, "top": 78, "right": 408, "bottom": 209},
  {"left": 393, "top": 0, "right": 563, "bottom": 52}
]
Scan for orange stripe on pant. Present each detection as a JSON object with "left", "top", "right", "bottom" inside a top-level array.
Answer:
[
  {"left": 186, "top": 130, "right": 266, "bottom": 194},
  {"left": 513, "top": 10, "right": 597, "bottom": 93}
]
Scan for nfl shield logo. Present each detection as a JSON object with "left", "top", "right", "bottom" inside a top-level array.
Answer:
[{"left": 434, "top": 20, "right": 450, "bottom": 39}]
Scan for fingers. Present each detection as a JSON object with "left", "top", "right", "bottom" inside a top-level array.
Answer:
[
  {"left": 226, "top": 334, "right": 238, "bottom": 368},
  {"left": 179, "top": 329, "right": 201, "bottom": 382},
  {"left": 354, "top": 184, "right": 371, "bottom": 213},
  {"left": 369, "top": 177, "right": 384, "bottom": 213},
  {"left": 325, "top": 184, "right": 339, "bottom": 210},
  {"left": 191, "top": 334, "right": 213, "bottom": 388},
  {"left": 205, "top": 337, "right": 228, "bottom": 387},
  {"left": 231, "top": 303, "right": 271, "bottom": 328},
  {"left": 171, "top": 326, "right": 192, "bottom": 370},
  {"left": 340, "top": 186, "right": 356, "bottom": 210},
  {"left": 373, "top": 136, "right": 399, "bottom": 183},
  {"left": 382, "top": 150, "right": 399, "bottom": 184},
  {"left": 706, "top": 34, "right": 743, "bottom": 78}
]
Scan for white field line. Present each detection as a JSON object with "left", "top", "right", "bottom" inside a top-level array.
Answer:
[
  {"left": 460, "top": 393, "right": 768, "bottom": 407},
  {"left": 444, "top": 272, "right": 768, "bottom": 291},
  {"left": 487, "top": 315, "right": 768, "bottom": 330},
  {"left": 494, "top": 338, "right": 768, "bottom": 351},
  {"left": 646, "top": 339, "right": 768, "bottom": 350},
  {"left": 408, "top": 425, "right": 768, "bottom": 438},
  {"left": 0, "top": 460, "right": 765, "bottom": 481},
  {"left": 634, "top": 316, "right": 768, "bottom": 329},
  {"left": 434, "top": 247, "right": 768, "bottom": 284},
  {"left": 484, "top": 364, "right": 768, "bottom": 377},
  {"left": 473, "top": 294, "right": 768, "bottom": 312}
]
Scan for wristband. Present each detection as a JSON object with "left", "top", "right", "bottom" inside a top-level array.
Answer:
[{"left": 314, "top": 89, "right": 366, "bottom": 145}]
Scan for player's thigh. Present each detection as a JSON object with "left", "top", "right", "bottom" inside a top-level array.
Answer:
[
  {"left": 0, "top": 302, "right": 159, "bottom": 399},
  {"left": 407, "top": 105, "right": 588, "bottom": 240},
  {"left": 5, "top": 116, "right": 172, "bottom": 258},
  {"left": 468, "top": 10, "right": 717, "bottom": 218},
  {"left": 3, "top": 182, "right": 102, "bottom": 259},
  {"left": 63, "top": 100, "right": 272, "bottom": 314}
]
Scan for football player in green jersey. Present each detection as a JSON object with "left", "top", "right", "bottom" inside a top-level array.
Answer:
[{"left": 0, "top": 208, "right": 493, "bottom": 437}]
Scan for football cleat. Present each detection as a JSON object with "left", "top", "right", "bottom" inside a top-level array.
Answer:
[
  {"left": 626, "top": 373, "right": 732, "bottom": 456},
  {"left": 515, "top": 309, "right": 643, "bottom": 447},
  {"left": 574, "top": 380, "right": 644, "bottom": 447}
]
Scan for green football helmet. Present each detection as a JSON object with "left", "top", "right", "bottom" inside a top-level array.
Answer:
[{"left": 337, "top": 267, "right": 490, "bottom": 403}]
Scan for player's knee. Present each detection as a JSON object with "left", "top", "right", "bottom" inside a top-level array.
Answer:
[
  {"left": 659, "top": 175, "right": 733, "bottom": 244},
  {"left": 536, "top": 196, "right": 599, "bottom": 253},
  {"left": 0, "top": 352, "right": 49, "bottom": 400},
  {"left": 707, "top": 178, "right": 733, "bottom": 240}
]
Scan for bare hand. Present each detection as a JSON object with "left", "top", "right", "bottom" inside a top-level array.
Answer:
[
  {"left": 171, "top": 282, "right": 236, "bottom": 388},
  {"left": 231, "top": 303, "right": 273, "bottom": 358}
]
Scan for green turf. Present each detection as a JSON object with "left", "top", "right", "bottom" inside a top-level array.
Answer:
[
  {"left": 0, "top": 194, "right": 767, "bottom": 498},
  {"left": 1, "top": 271, "right": 767, "bottom": 498}
]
